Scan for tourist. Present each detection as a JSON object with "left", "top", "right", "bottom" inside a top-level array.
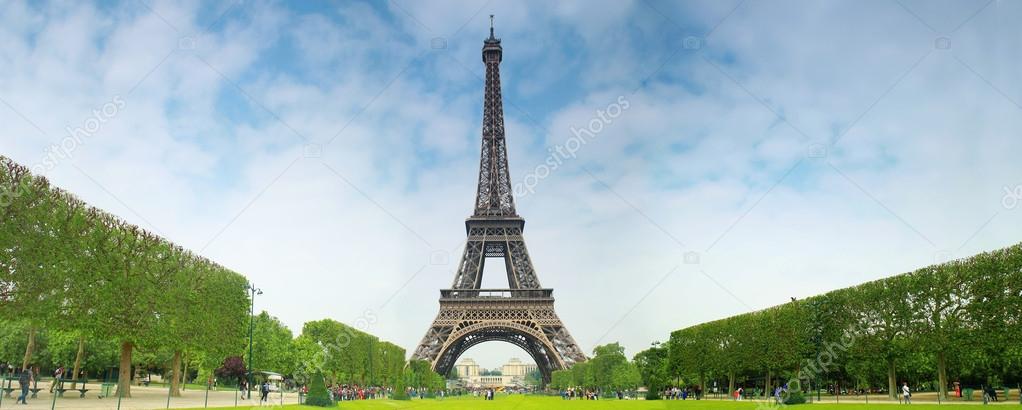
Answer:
[
  {"left": 50, "top": 365, "right": 64, "bottom": 393},
  {"left": 901, "top": 382, "right": 911, "bottom": 404},
  {"left": 239, "top": 378, "right": 248, "bottom": 399},
  {"left": 984, "top": 386, "right": 998, "bottom": 402},
  {"left": 16, "top": 366, "right": 33, "bottom": 404}
]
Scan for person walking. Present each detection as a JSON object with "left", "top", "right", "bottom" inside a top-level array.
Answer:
[
  {"left": 49, "top": 365, "right": 64, "bottom": 393},
  {"left": 260, "top": 380, "right": 270, "bottom": 404},
  {"left": 901, "top": 382, "right": 911, "bottom": 404},
  {"left": 16, "top": 366, "right": 33, "bottom": 404}
]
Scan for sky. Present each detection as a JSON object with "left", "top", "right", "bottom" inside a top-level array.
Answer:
[{"left": 2, "top": 0, "right": 1022, "bottom": 370}]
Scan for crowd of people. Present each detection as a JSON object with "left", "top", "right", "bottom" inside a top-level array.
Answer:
[
  {"left": 560, "top": 387, "right": 603, "bottom": 400},
  {"left": 664, "top": 386, "right": 702, "bottom": 400},
  {"left": 328, "top": 384, "right": 389, "bottom": 401}
]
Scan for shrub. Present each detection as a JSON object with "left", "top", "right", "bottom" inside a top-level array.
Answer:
[
  {"left": 783, "top": 390, "right": 807, "bottom": 405},
  {"left": 303, "top": 372, "right": 333, "bottom": 407},
  {"left": 645, "top": 386, "right": 662, "bottom": 400},
  {"left": 392, "top": 374, "right": 410, "bottom": 400}
]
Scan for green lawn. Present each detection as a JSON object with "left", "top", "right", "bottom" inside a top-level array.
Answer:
[{"left": 182, "top": 395, "right": 1015, "bottom": 409}]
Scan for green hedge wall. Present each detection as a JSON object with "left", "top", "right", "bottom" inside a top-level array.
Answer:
[{"left": 665, "top": 244, "right": 1022, "bottom": 399}]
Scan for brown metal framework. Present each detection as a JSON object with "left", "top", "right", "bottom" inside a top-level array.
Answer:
[{"left": 412, "top": 21, "right": 586, "bottom": 384}]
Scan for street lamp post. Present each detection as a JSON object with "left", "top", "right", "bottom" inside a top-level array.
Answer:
[{"left": 246, "top": 283, "right": 262, "bottom": 400}]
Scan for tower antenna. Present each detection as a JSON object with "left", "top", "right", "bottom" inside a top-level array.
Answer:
[{"left": 489, "top": 14, "right": 494, "bottom": 38}]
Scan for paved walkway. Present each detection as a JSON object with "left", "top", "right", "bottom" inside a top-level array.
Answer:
[{"left": 0, "top": 386, "right": 301, "bottom": 410}]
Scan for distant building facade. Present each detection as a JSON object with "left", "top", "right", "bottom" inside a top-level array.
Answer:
[{"left": 454, "top": 357, "right": 537, "bottom": 388}]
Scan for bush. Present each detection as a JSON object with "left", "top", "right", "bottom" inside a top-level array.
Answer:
[
  {"left": 303, "top": 372, "right": 333, "bottom": 407},
  {"left": 783, "top": 390, "right": 807, "bottom": 405},
  {"left": 392, "top": 374, "right": 410, "bottom": 400}
]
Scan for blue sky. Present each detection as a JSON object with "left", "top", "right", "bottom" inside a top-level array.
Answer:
[{"left": 2, "top": 0, "right": 1022, "bottom": 369}]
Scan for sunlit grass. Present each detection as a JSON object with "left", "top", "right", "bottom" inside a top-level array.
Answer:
[{"left": 183, "top": 394, "right": 1011, "bottom": 409}]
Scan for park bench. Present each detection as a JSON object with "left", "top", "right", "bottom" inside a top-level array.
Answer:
[
  {"left": 55, "top": 379, "right": 89, "bottom": 398},
  {"left": 29, "top": 387, "right": 44, "bottom": 398},
  {"left": 1, "top": 377, "right": 16, "bottom": 398}
]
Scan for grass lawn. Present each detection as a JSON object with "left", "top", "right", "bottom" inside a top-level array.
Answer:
[{"left": 182, "top": 395, "right": 1016, "bottom": 409}]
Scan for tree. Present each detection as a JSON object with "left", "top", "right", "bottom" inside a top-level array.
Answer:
[
  {"left": 215, "top": 356, "right": 247, "bottom": 386},
  {"left": 250, "top": 312, "right": 294, "bottom": 375},
  {"left": 854, "top": 278, "right": 912, "bottom": 399},
  {"left": 524, "top": 368, "right": 542, "bottom": 386},
  {"left": 304, "top": 371, "right": 333, "bottom": 407},
  {"left": 634, "top": 342, "right": 668, "bottom": 399},
  {"left": 909, "top": 263, "right": 967, "bottom": 400},
  {"left": 550, "top": 369, "right": 573, "bottom": 390},
  {"left": 589, "top": 342, "right": 628, "bottom": 390}
]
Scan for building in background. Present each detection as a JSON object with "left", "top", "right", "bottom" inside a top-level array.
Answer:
[
  {"left": 453, "top": 357, "right": 537, "bottom": 388},
  {"left": 502, "top": 358, "right": 537, "bottom": 380},
  {"left": 454, "top": 358, "right": 480, "bottom": 381}
]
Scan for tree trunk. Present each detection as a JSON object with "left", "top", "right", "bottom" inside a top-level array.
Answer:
[
  {"left": 728, "top": 370, "right": 735, "bottom": 398},
  {"left": 698, "top": 371, "right": 705, "bottom": 398},
  {"left": 170, "top": 350, "right": 182, "bottom": 397},
  {"left": 765, "top": 369, "right": 772, "bottom": 397},
  {"left": 21, "top": 326, "right": 36, "bottom": 370},
  {"left": 70, "top": 337, "right": 85, "bottom": 389},
  {"left": 180, "top": 353, "right": 189, "bottom": 391},
  {"left": 116, "top": 341, "right": 133, "bottom": 398},
  {"left": 936, "top": 351, "right": 948, "bottom": 400},
  {"left": 887, "top": 360, "right": 897, "bottom": 400}
]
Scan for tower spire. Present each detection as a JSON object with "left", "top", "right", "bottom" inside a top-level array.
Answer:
[{"left": 475, "top": 15, "right": 511, "bottom": 216}]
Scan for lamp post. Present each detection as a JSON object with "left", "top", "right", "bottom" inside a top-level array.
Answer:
[{"left": 246, "top": 283, "right": 262, "bottom": 400}]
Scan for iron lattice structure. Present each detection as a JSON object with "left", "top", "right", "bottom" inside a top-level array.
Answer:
[{"left": 412, "top": 22, "right": 587, "bottom": 384}]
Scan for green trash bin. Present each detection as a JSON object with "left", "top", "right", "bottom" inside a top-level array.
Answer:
[{"left": 101, "top": 383, "right": 115, "bottom": 398}]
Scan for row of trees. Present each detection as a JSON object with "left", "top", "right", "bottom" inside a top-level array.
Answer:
[
  {"left": 655, "top": 243, "right": 1022, "bottom": 399},
  {"left": 205, "top": 315, "right": 419, "bottom": 390},
  {"left": 549, "top": 343, "right": 642, "bottom": 393},
  {"left": 0, "top": 156, "right": 249, "bottom": 397},
  {"left": 291, "top": 318, "right": 409, "bottom": 387},
  {"left": 1, "top": 156, "right": 440, "bottom": 397}
]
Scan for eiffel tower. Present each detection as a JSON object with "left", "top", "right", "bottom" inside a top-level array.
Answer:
[{"left": 412, "top": 18, "right": 587, "bottom": 383}]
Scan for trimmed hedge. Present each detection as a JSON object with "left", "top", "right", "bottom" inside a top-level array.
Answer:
[{"left": 665, "top": 244, "right": 1022, "bottom": 397}]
